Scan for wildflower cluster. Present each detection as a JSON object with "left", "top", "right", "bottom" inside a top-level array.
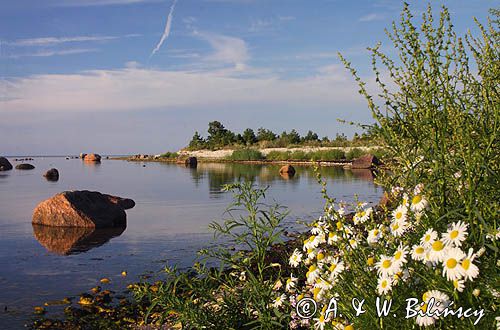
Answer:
[{"left": 286, "top": 182, "right": 496, "bottom": 329}]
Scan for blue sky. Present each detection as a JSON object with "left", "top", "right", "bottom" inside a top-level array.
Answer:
[{"left": 0, "top": 0, "right": 495, "bottom": 155}]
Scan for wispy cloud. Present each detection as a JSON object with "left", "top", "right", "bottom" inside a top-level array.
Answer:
[
  {"left": 151, "top": 0, "right": 178, "bottom": 57},
  {"left": 8, "top": 48, "right": 99, "bottom": 58},
  {"left": 0, "top": 65, "right": 360, "bottom": 113},
  {"left": 358, "top": 13, "right": 385, "bottom": 22},
  {"left": 9, "top": 34, "right": 141, "bottom": 47},
  {"left": 54, "top": 0, "right": 162, "bottom": 7}
]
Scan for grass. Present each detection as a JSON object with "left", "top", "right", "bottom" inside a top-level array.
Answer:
[{"left": 226, "top": 149, "right": 265, "bottom": 161}]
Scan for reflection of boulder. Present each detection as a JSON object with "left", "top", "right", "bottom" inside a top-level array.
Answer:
[
  {"left": 32, "top": 191, "right": 134, "bottom": 228},
  {"left": 16, "top": 163, "right": 35, "bottom": 170},
  {"left": 32, "top": 224, "right": 126, "bottom": 255},
  {"left": 279, "top": 172, "right": 295, "bottom": 180},
  {"left": 350, "top": 169, "right": 375, "bottom": 181}
]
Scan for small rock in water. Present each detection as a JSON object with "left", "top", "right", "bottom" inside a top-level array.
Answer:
[
  {"left": 43, "top": 168, "right": 59, "bottom": 181},
  {"left": 15, "top": 163, "right": 35, "bottom": 170}
]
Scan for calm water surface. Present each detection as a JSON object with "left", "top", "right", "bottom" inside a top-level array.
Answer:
[{"left": 0, "top": 157, "right": 382, "bottom": 328}]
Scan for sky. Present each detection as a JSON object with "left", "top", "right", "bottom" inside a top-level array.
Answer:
[{"left": 0, "top": 0, "right": 495, "bottom": 155}]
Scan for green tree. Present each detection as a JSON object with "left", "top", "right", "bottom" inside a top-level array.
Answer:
[
  {"left": 207, "top": 121, "right": 235, "bottom": 148},
  {"left": 242, "top": 128, "right": 257, "bottom": 145},
  {"left": 302, "top": 130, "right": 319, "bottom": 142},
  {"left": 188, "top": 131, "right": 205, "bottom": 149},
  {"left": 256, "top": 127, "right": 277, "bottom": 141}
]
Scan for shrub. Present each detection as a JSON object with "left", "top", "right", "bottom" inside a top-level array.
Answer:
[
  {"left": 345, "top": 147, "right": 364, "bottom": 160},
  {"left": 226, "top": 149, "right": 264, "bottom": 161},
  {"left": 265, "top": 151, "right": 291, "bottom": 161},
  {"left": 159, "top": 152, "right": 178, "bottom": 159}
]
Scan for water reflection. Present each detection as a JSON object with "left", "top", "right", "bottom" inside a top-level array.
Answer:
[
  {"left": 187, "top": 163, "right": 367, "bottom": 197},
  {"left": 32, "top": 224, "right": 126, "bottom": 255}
]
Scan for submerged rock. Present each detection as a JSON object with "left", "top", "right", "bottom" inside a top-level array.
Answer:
[
  {"left": 79, "top": 153, "right": 87, "bottom": 159},
  {"left": 16, "top": 163, "right": 35, "bottom": 170},
  {"left": 0, "top": 157, "right": 13, "bottom": 171},
  {"left": 43, "top": 168, "right": 59, "bottom": 181},
  {"left": 32, "top": 191, "right": 134, "bottom": 228}
]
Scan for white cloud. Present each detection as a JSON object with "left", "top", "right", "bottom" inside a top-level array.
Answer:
[
  {"left": 9, "top": 34, "right": 140, "bottom": 46},
  {"left": 0, "top": 66, "right": 361, "bottom": 113},
  {"left": 359, "top": 13, "right": 385, "bottom": 22},
  {"left": 8, "top": 48, "right": 99, "bottom": 58},
  {"left": 194, "top": 32, "right": 249, "bottom": 69}
]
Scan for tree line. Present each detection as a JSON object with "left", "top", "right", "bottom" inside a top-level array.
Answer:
[{"left": 187, "top": 121, "right": 374, "bottom": 150}]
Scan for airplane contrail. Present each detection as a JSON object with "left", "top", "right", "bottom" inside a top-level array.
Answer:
[{"left": 150, "top": 0, "right": 178, "bottom": 57}]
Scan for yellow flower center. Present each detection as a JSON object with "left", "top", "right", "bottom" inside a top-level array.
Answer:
[
  {"left": 422, "top": 292, "right": 429, "bottom": 301},
  {"left": 432, "top": 240, "right": 444, "bottom": 251},
  {"left": 329, "top": 264, "right": 337, "bottom": 272},
  {"left": 381, "top": 280, "right": 388, "bottom": 288},
  {"left": 317, "top": 253, "right": 325, "bottom": 261},
  {"left": 394, "top": 251, "right": 402, "bottom": 260},
  {"left": 416, "top": 247, "right": 425, "bottom": 254},
  {"left": 453, "top": 280, "right": 460, "bottom": 288},
  {"left": 446, "top": 258, "right": 457, "bottom": 269},
  {"left": 309, "top": 265, "right": 317, "bottom": 272},
  {"left": 336, "top": 221, "right": 342, "bottom": 230},
  {"left": 319, "top": 315, "right": 325, "bottom": 322},
  {"left": 367, "top": 257, "right": 374, "bottom": 266},
  {"left": 395, "top": 212, "right": 402, "bottom": 219},
  {"left": 424, "top": 234, "right": 431, "bottom": 242},
  {"left": 462, "top": 259, "right": 471, "bottom": 270},
  {"left": 382, "top": 260, "right": 392, "bottom": 269},
  {"left": 328, "top": 232, "right": 334, "bottom": 238},
  {"left": 420, "top": 303, "right": 428, "bottom": 312},
  {"left": 392, "top": 223, "right": 399, "bottom": 230},
  {"left": 373, "top": 229, "right": 379, "bottom": 236},
  {"left": 345, "top": 325, "right": 354, "bottom": 330},
  {"left": 450, "top": 230, "right": 459, "bottom": 239},
  {"left": 412, "top": 195, "right": 422, "bottom": 205},
  {"left": 297, "top": 294, "right": 304, "bottom": 301},
  {"left": 361, "top": 211, "right": 366, "bottom": 217}
]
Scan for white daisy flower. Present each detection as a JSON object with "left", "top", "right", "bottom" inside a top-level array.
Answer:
[
  {"left": 306, "top": 264, "right": 321, "bottom": 284},
  {"left": 377, "top": 275, "right": 393, "bottom": 295},
  {"left": 410, "top": 194, "right": 428, "bottom": 213},
  {"left": 420, "top": 229, "right": 438, "bottom": 247},
  {"left": 376, "top": 255, "right": 398, "bottom": 277},
  {"left": 289, "top": 249, "right": 303, "bottom": 268},
  {"left": 401, "top": 193, "right": 410, "bottom": 207},
  {"left": 353, "top": 207, "right": 372, "bottom": 225},
  {"left": 328, "top": 231, "right": 340, "bottom": 245},
  {"left": 411, "top": 245, "right": 426, "bottom": 261},
  {"left": 442, "top": 221, "right": 468, "bottom": 247},
  {"left": 307, "top": 248, "right": 318, "bottom": 261},
  {"left": 442, "top": 247, "right": 466, "bottom": 281},
  {"left": 392, "top": 204, "right": 408, "bottom": 223},
  {"left": 390, "top": 219, "right": 408, "bottom": 237},
  {"left": 327, "top": 258, "right": 345, "bottom": 279},
  {"left": 348, "top": 238, "right": 358, "bottom": 249},
  {"left": 286, "top": 274, "right": 298, "bottom": 292},
  {"left": 315, "top": 278, "right": 332, "bottom": 291},
  {"left": 272, "top": 293, "right": 286, "bottom": 308},
  {"left": 428, "top": 239, "right": 448, "bottom": 262},
  {"left": 416, "top": 290, "right": 450, "bottom": 326},
  {"left": 393, "top": 244, "right": 409, "bottom": 267},
  {"left": 367, "top": 228, "right": 382, "bottom": 244},
  {"left": 453, "top": 279, "right": 465, "bottom": 292},
  {"left": 461, "top": 248, "right": 479, "bottom": 281},
  {"left": 313, "top": 314, "right": 326, "bottom": 330}
]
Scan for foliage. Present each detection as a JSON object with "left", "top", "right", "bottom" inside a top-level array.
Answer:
[
  {"left": 282, "top": 4, "right": 500, "bottom": 329},
  {"left": 159, "top": 151, "right": 179, "bottom": 159},
  {"left": 227, "top": 149, "right": 265, "bottom": 161},
  {"left": 345, "top": 148, "right": 364, "bottom": 160},
  {"left": 132, "top": 183, "right": 291, "bottom": 329}
]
